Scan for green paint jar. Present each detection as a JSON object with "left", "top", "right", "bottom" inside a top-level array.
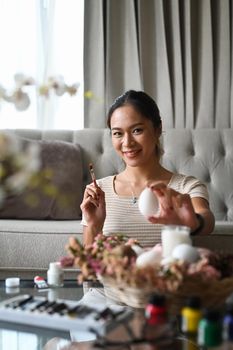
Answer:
[{"left": 198, "top": 309, "right": 222, "bottom": 347}]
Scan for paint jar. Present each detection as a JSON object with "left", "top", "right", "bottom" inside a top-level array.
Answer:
[
  {"left": 181, "top": 296, "right": 202, "bottom": 335},
  {"left": 223, "top": 304, "right": 233, "bottom": 342},
  {"left": 198, "top": 309, "right": 222, "bottom": 347},
  {"left": 145, "top": 293, "right": 167, "bottom": 325},
  {"left": 47, "top": 262, "right": 64, "bottom": 287}
]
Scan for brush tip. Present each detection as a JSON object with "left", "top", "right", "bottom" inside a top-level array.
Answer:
[{"left": 89, "top": 162, "right": 93, "bottom": 170}]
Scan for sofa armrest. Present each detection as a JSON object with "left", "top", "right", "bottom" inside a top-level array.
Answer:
[{"left": 193, "top": 221, "right": 233, "bottom": 253}]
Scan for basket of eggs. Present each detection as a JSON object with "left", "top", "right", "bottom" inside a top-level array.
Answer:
[{"left": 61, "top": 231, "right": 233, "bottom": 315}]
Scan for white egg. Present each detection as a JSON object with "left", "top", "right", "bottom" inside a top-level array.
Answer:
[
  {"left": 136, "top": 249, "right": 162, "bottom": 268},
  {"left": 161, "top": 256, "right": 176, "bottom": 266},
  {"left": 138, "top": 188, "right": 159, "bottom": 217},
  {"left": 172, "top": 244, "right": 200, "bottom": 263}
]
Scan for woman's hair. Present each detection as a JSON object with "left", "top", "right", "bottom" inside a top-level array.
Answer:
[
  {"left": 107, "top": 90, "right": 162, "bottom": 129},
  {"left": 107, "top": 90, "right": 163, "bottom": 157}
]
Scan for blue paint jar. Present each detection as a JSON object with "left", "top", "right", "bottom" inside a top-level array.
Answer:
[{"left": 223, "top": 304, "right": 233, "bottom": 342}]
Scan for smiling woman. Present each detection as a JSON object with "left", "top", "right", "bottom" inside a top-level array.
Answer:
[
  {"left": 80, "top": 90, "right": 215, "bottom": 247},
  {"left": 0, "top": 0, "right": 84, "bottom": 130}
]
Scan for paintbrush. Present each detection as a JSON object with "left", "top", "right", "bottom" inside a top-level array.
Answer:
[{"left": 89, "top": 163, "right": 97, "bottom": 187}]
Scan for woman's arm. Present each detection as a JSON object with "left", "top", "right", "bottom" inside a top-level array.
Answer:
[
  {"left": 80, "top": 183, "right": 106, "bottom": 246},
  {"left": 190, "top": 197, "right": 215, "bottom": 235},
  {"left": 83, "top": 225, "right": 103, "bottom": 246}
]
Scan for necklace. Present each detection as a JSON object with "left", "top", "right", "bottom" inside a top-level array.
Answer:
[
  {"left": 115, "top": 176, "right": 141, "bottom": 205},
  {"left": 132, "top": 194, "right": 137, "bottom": 205},
  {"left": 129, "top": 184, "right": 138, "bottom": 205}
]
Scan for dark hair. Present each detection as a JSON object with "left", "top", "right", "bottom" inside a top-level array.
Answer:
[{"left": 107, "top": 90, "right": 162, "bottom": 129}]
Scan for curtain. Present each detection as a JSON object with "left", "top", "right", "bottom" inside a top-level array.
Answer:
[
  {"left": 36, "top": 0, "right": 56, "bottom": 129},
  {"left": 37, "top": 0, "right": 84, "bottom": 130},
  {"left": 84, "top": 0, "right": 232, "bottom": 129}
]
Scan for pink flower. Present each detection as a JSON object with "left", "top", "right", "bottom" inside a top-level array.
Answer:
[{"left": 60, "top": 256, "right": 74, "bottom": 267}]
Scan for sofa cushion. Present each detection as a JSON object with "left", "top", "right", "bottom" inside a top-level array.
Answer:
[{"left": 0, "top": 139, "right": 83, "bottom": 219}]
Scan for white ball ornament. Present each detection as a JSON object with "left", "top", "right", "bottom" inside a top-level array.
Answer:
[
  {"left": 138, "top": 187, "right": 159, "bottom": 217},
  {"left": 136, "top": 249, "right": 162, "bottom": 268},
  {"left": 161, "top": 256, "right": 176, "bottom": 266},
  {"left": 172, "top": 244, "right": 200, "bottom": 263}
]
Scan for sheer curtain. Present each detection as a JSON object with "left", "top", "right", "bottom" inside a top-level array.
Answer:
[
  {"left": 84, "top": 0, "right": 233, "bottom": 129},
  {"left": 0, "top": 0, "right": 84, "bottom": 130}
]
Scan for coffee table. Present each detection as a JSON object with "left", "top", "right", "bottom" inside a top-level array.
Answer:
[
  {"left": 0, "top": 279, "right": 202, "bottom": 350},
  {"left": 0, "top": 279, "right": 89, "bottom": 349}
]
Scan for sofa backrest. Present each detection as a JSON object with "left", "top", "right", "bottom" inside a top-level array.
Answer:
[{"left": 8, "top": 128, "right": 233, "bottom": 222}]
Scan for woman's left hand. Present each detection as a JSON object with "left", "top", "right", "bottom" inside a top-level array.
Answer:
[{"left": 147, "top": 183, "right": 199, "bottom": 231}]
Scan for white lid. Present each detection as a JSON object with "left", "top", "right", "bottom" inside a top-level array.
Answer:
[
  {"left": 5, "top": 277, "right": 20, "bottom": 288},
  {"left": 49, "top": 262, "right": 61, "bottom": 271}
]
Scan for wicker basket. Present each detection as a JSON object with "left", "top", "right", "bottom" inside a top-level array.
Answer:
[{"left": 99, "top": 275, "right": 233, "bottom": 314}]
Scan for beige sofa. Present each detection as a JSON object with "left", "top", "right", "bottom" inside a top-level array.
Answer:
[{"left": 0, "top": 128, "right": 233, "bottom": 279}]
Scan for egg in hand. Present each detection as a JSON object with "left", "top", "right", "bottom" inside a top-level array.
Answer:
[{"left": 138, "top": 187, "right": 159, "bottom": 217}]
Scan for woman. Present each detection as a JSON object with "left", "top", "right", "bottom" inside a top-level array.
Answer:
[{"left": 81, "top": 90, "right": 215, "bottom": 247}]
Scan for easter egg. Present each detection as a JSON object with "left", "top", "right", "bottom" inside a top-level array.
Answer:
[
  {"left": 161, "top": 256, "right": 176, "bottom": 266},
  {"left": 172, "top": 244, "right": 200, "bottom": 263},
  {"left": 136, "top": 248, "right": 162, "bottom": 268},
  {"left": 138, "top": 188, "right": 159, "bottom": 217}
]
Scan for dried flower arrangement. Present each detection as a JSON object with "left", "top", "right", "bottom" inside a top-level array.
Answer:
[{"left": 61, "top": 233, "right": 233, "bottom": 311}]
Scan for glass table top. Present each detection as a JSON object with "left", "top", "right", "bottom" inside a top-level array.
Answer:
[
  {"left": 0, "top": 279, "right": 203, "bottom": 350},
  {"left": 0, "top": 279, "right": 87, "bottom": 350},
  {"left": 0, "top": 279, "right": 84, "bottom": 303}
]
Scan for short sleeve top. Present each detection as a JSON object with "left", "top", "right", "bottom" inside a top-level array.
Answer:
[{"left": 81, "top": 174, "right": 209, "bottom": 247}]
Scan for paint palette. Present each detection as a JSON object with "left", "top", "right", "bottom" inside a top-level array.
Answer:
[{"left": 0, "top": 294, "right": 133, "bottom": 335}]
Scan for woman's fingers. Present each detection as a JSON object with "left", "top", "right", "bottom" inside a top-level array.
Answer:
[
  {"left": 173, "top": 193, "right": 193, "bottom": 212},
  {"left": 145, "top": 182, "right": 200, "bottom": 230},
  {"left": 173, "top": 194, "right": 182, "bottom": 209},
  {"left": 81, "top": 184, "right": 105, "bottom": 210},
  {"left": 84, "top": 184, "right": 101, "bottom": 200},
  {"left": 148, "top": 216, "right": 167, "bottom": 225},
  {"left": 80, "top": 196, "right": 98, "bottom": 210},
  {"left": 150, "top": 184, "right": 174, "bottom": 211},
  {"left": 150, "top": 183, "right": 191, "bottom": 212},
  {"left": 147, "top": 183, "right": 195, "bottom": 224},
  {"left": 149, "top": 182, "right": 166, "bottom": 192}
]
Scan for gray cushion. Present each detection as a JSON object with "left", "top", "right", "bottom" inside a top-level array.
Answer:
[{"left": 0, "top": 139, "right": 83, "bottom": 219}]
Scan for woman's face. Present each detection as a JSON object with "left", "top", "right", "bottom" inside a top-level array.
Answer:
[{"left": 110, "top": 105, "right": 160, "bottom": 167}]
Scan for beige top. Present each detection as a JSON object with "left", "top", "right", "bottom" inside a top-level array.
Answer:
[{"left": 82, "top": 174, "right": 209, "bottom": 247}]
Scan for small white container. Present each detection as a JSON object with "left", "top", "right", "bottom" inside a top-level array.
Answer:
[
  {"left": 47, "top": 262, "right": 64, "bottom": 287},
  {"left": 5, "top": 277, "right": 20, "bottom": 288},
  {"left": 161, "top": 225, "right": 191, "bottom": 258}
]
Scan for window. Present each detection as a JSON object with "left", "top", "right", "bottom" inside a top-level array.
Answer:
[
  {"left": 0, "top": 0, "right": 84, "bottom": 130},
  {"left": 0, "top": 330, "right": 38, "bottom": 350}
]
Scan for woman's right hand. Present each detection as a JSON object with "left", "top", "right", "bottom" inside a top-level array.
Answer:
[{"left": 80, "top": 183, "right": 106, "bottom": 231}]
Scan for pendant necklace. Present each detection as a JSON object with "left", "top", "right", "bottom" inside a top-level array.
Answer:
[
  {"left": 132, "top": 195, "right": 137, "bottom": 205},
  {"left": 129, "top": 184, "right": 138, "bottom": 205}
]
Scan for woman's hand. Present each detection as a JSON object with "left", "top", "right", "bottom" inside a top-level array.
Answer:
[
  {"left": 147, "top": 183, "right": 200, "bottom": 231},
  {"left": 80, "top": 183, "right": 106, "bottom": 232}
]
